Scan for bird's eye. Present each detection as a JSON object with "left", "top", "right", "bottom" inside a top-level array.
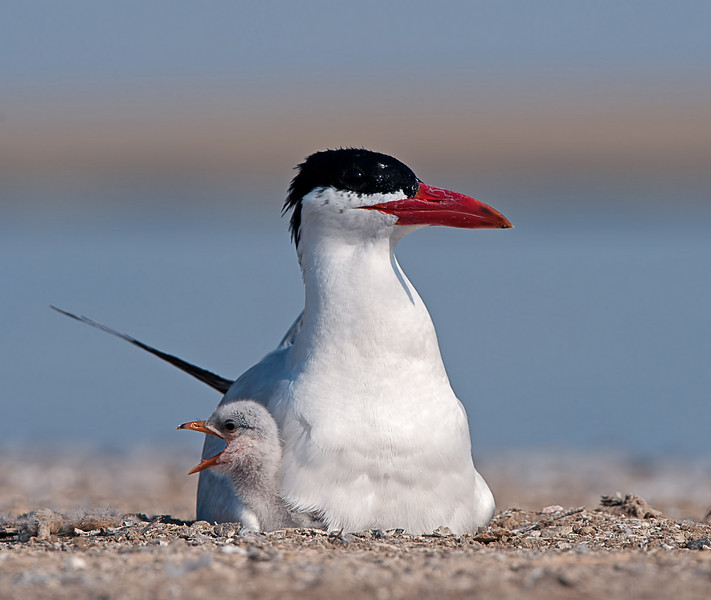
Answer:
[
  {"left": 342, "top": 167, "right": 366, "bottom": 190},
  {"left": 224, "top": 421, "right": 236, "bottom": 432}
]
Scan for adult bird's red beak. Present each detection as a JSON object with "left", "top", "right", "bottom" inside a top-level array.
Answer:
[{"left": 361, "top": 183, "right": 513, "bottom": 229}]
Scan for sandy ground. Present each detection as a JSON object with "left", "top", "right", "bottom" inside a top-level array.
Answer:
[{"left": 1, "top": 448, "right": 710, "bottom": 599}]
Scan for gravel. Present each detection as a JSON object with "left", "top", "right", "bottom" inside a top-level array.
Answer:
[{"left": 2, "top": 449, "right": 710, "bottom": 599}]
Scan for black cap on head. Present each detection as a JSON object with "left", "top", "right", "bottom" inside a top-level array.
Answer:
[{"left": 283, "top": 149, "right": 420, "bottom": 246}]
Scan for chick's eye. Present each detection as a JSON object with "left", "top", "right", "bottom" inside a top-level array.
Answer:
[
  {"left": 224, "top": 421, "right": 236, "bottom": 432},
  {"left": 342, "top": 167, "right": 366, "bottom": 190}
]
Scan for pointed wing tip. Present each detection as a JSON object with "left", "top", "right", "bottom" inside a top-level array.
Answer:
[
  {"left": 50, "top": 305, "right": 78, "bottom": 319},
  {"left": 51, "top": 305, "right": 234, "bottom": 395}
]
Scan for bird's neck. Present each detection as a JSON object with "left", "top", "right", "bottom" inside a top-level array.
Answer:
[{"left": 292, "top": 232, "right": 446, "bottom": 370}]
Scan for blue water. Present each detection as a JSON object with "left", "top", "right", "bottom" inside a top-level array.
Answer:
[{"left": 2, "top": 182, "right": 710, "bottom": 458}]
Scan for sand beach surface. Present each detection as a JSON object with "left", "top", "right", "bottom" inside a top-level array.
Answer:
[{"left": 1, "top": 448, "right": 710, "bottom": 599}]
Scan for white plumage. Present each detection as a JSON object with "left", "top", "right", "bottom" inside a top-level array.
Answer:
[{"left": 196, "top": 150, "right": 512, "bottom": 533}]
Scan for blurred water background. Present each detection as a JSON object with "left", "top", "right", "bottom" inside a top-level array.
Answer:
[{"left": 2, "top": 2, "right": 710, "bottom": 462}]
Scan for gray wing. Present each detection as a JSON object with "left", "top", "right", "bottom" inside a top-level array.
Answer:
[
  {"left": 198, "top": 315, "right": 305, "bottom": 525},
  {"left": 277, "top": 311, "right": 303, "bottom": 349}
]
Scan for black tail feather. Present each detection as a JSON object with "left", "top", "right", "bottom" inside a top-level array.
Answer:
[{"left": 51, "top": 306, "right": 234, "bottom": 394}]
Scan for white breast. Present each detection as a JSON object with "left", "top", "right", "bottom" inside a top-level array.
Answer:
[{"left": 197, "top": 188, "right": 495, "bottom": 533}]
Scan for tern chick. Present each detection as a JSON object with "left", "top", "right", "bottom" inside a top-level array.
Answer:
[{"left": 179, "top": 401, "right": 322, "bottom": 532}]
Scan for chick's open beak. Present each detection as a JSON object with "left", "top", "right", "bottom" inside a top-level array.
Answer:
[{"left": 177, "top": 420, "right": 225, "bottom": 474}]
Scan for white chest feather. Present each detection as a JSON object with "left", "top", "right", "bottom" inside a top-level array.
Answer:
[
  {"left": 205, "top": 200, "right": 495, "bottom": 532},
  {"left": 270, "top": 233, "right": 492, "bottom": 532}
]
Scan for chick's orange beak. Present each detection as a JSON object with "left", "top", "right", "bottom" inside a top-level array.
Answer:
[{"left": 177, "top": 420, "right": 225, "bottom": 474}]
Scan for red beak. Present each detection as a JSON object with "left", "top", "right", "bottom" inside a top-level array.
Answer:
[{"left": 361, "top": 183, "right": 513, "bottom": 229}]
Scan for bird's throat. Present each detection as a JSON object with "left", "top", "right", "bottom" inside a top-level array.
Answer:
[{"left": 292, "top": 236, "right": 445, "bottom": 374}]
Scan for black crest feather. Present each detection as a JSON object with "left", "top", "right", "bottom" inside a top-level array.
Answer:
[{"left": 282, "top": 148, "right": 419, "bottom": 246}]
